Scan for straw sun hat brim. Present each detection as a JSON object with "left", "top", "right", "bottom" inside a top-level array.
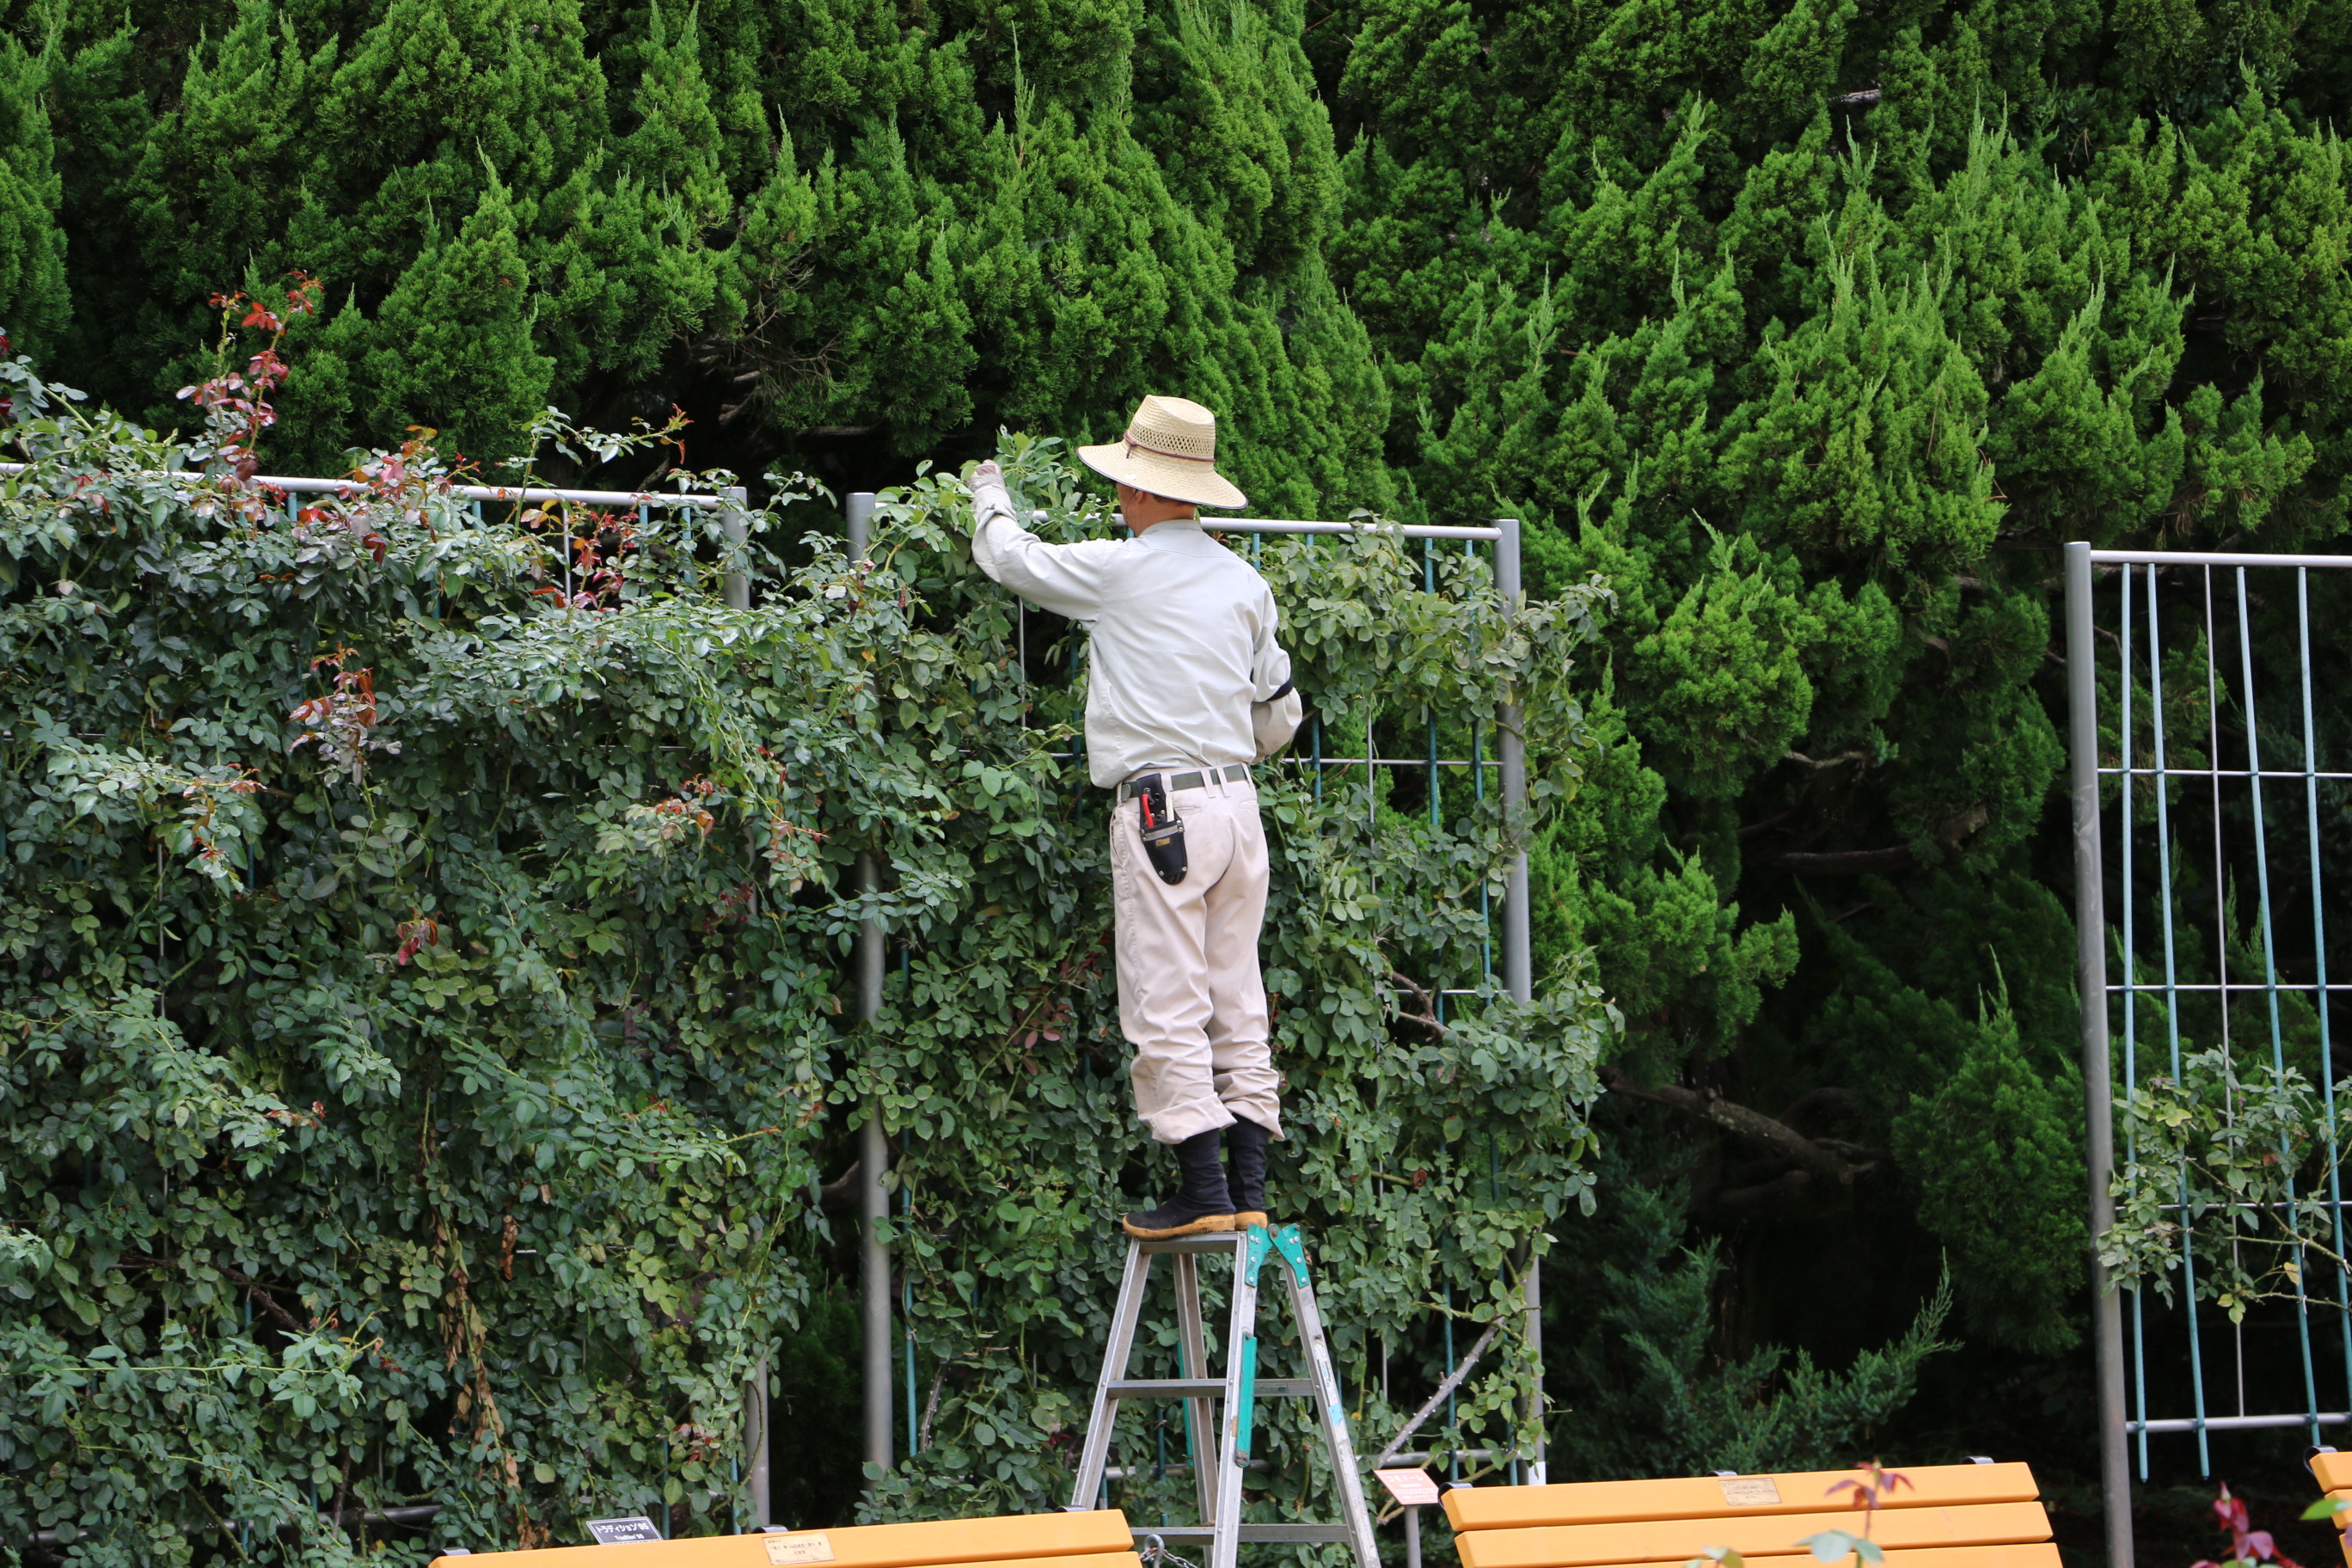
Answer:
[{"left": 1076, "top": 439, "right": 1247, "bottom": 511}]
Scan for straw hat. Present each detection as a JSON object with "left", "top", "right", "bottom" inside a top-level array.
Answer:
[{"left": 1077, "top": 395, "right": 1247, "bottom": 511}]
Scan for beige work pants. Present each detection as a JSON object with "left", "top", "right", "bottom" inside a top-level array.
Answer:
[{"left": 1109, "top": 771, "right": 1283, "bottom": 1145}]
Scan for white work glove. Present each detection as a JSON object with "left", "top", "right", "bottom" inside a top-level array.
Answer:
[
  {"left": 1253, "top": 684, "right": 1303, "bottom": 760},
  {"left": 967, "top": 459, "right": 1014, "bottom": 534}
]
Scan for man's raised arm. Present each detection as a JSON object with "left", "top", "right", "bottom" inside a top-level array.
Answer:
[
  {"left": 1249, "top": 590, "right": 1304, "bottom": 760},
  {"left": 967, "top": 460, "right": 1121, "bottom": 622}
]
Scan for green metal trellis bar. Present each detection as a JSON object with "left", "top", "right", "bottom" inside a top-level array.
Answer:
[
  {"left": 2301, "top": 571, "right": 2352, "bottom": 1410},
  {"left": 2069, "top": 544, "right": 2352, "bottom": 1568},
  {"left": 2141, "top": 560, "right": 2211, "bottom": 1479},
  {"left": 2233, "top": 571, "right": 2324, "bottom": 1442}
]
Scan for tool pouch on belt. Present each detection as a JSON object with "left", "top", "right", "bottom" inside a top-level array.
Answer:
[{"left": 1136, "top": 776, "right": 1188, "bottom": 885}]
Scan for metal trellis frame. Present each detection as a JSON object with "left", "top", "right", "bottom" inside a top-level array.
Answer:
[
  {"left": 33, "top": 456, "right": 1547, "bottom": 1517},
  {"left": 2066, "top": 542, "right": 2352, "bottom": 1568}
]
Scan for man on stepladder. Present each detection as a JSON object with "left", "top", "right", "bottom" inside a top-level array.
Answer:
[{"left": 966, "top": 395, "right": 1303, "bottom": 1240}]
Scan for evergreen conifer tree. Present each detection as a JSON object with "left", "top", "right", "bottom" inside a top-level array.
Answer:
[{"left": 0, "top": 35, "right": 70, "bottom": 355}]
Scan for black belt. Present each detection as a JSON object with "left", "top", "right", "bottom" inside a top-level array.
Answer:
[{"left": 1118, "top": 763, "right": 1252, "bottom": 802}]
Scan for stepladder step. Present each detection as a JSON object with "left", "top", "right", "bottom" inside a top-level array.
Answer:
[{"left": 1105, "top": 1377, "right": 1314, "bottom": 1398}]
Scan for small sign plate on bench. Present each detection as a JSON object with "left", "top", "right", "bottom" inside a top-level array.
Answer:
[
  {"left": 585, "top": 1518, "right": 663, "bottom": 1546},
  {"left": 1718, "top": 1477, "right": 1781, "bottom": 1507},
  {"left": 1375, "top": 1468, "right": 1442, "bottom": 1507},
  {"left": 765, "top": 1534, "right": 836, "bottom": 1565}
]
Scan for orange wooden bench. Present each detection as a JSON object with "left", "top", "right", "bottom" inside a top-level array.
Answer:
[
  {"left": 1440, "top": 1462, "right": 2057, "bottom": 1568},
  {"left": 429, "top": 1510, "right": 1138, "bottom": 1568},
  {"left": 2311, "top": 1450, "right": 2352, "bottom": 1563}
]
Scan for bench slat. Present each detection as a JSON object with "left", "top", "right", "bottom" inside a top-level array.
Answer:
[
  {"left": 1553, "top": 1547, "right": 2061, "bottom": 1568},
  {"left": 428, "top": 1513, "right": 1135, "bottom": 1568},
  {"left": 2321, "top": 1486, "right": 2352, "bottom": 1565},
  {"left": 1444, "top": 1466, "right": 2040, "bottom": 1532},
  {"left": 1452, "top": 1501, "right": 2053, "bottom": 1568}
]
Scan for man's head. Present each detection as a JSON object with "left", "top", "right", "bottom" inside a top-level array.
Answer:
[
  {"left": 1114, "top": 482, "right": 1197, "bottom": 534},
  {"left": 1078, "top": 395, "right": 1247, "bottom": 518}
]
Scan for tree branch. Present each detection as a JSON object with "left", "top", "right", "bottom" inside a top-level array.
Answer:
[
  {"left": 1387, "top": 971, "right": 1451, "bottom": 1037},
  {"left": 1780, "top": 749, "right": 1871, "bottom": 773},
  {"left": 920, "top": 1360, "right": 949, "bottom": 1451},
  {"left": 1599, "top": 1065, "right": 1875, "bottom": 1187},
  {"left": 221, "top": 1267, "right": 309, "bottom": 1332},
  {"left": 1373, "top": 1317, "right": 1505, "bottom": 1467},
  {"left": 1767, "top": 844, "right": 1918, "bottom": 876}
]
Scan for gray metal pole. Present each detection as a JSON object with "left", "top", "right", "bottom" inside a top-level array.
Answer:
[
  {"left": 731, "top": 487, "right": 764, "bottom": 1523},
  {"left": 745, "top": 1357, "right": 770, "bottom": 1528},
  {"left": 722, "top": 486, "right": 750, "bottom": 611},
  {"left": 1522, "top": 1251, "right": 1545, "bottom": 1485},
  {"left": 1495, "top": 518, "right": 1531, "bottom": 1007},
  {"left": 847, "top": 493, "right": 894, "bottom": 1481},
  {"left": 1406, "top": 1505, "right": 1421, "bottom": 1568},
  {"left": 2064, "top": 542, "right": 2132, "bottom": 1568},
  {"left": 1493, "top": 518, "right": 1542, "bottom": 1483}
]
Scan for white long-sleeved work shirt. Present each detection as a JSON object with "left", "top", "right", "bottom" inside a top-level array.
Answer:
[{"left": 970, "top": 478, "right": 1294, "bottom": 789}]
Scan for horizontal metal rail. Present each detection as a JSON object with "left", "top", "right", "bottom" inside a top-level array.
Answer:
[
  {"left": 1028, "top": 510, "right": 1504, "bottom": 541},
  {"left": 0, "top": 460, "right": 729, "bottom": 509},
  {"left": 2104, "top": 767, "right": 2352, "bottom": 781},
  {"left": 2134, "top": 1412, "right": 2349, "bottom": 1434},
  {"left": 1048, "top": 752, "right": 1499, "bottom": 769},
  {"left": 2085, "top": 549, "right": 2352, "bottom": 569},
  {"left": 4, "top": 464, "right": 1503, "bottom": 534},
  {"left": 1217, "top": 518, "right": 1504, "bottom": 541},
  {"left": 2106, "top": 981, "right": 2352, "bottom": 992}
]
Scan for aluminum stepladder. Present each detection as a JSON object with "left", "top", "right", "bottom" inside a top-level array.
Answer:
[{"left": 1067, "top": 1224, "right": 1381, "bottom": 1568}]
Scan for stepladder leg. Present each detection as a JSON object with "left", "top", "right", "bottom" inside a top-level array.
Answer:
[
  {"left": 1173, "top": 1253, "right": 1216, "bottom": 1528},
  {"left": 1210, "top": 1232, "right": 1267, "bottom": 1568},
  {"left": 1070, "top": 1242, "right": 1155, "bottom": 1511},
  {"left": 1280, "top": 1232, "right": 1383, "bottom": 1568}
]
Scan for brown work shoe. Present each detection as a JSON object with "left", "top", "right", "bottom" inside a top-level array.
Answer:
[{"left": 1120, "top": 1201, "right": 1238, "bottom": 1240}]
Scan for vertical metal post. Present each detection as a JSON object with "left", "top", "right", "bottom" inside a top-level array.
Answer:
[
  {"left": 1495, "top": 518, "right": 1531, "bottom": 1004},
  {"left": 744, "top": 1359, "right": 770, "bottom": 1528},
  {"left": 848, "top": 492, "right": 893, "bottom": 1480},
  {"left": 1406, "top": 1505, "right": 1422, "bottom": 1568},
  {"left": 1523, "top": 1247, "right": 1545, "bottom": 1485},
  {"left": 2064, "top": 542, "right": 2132, "bottom": 1568},
  {"left": 727, "top": 483, "right": 763, "bottom": 1520},
  {"left": 722, "top": 487, "right": 750, "bottom": 611},
  {"left": 2143, "top": 566, "right": 2210, "bottom": 1474},
  {"left": 904, "top": 1183, "right": 921, "bottom": 1451},
  {"left": 1492, "top": 518, "right": 1543, "bottom": 1481}
]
